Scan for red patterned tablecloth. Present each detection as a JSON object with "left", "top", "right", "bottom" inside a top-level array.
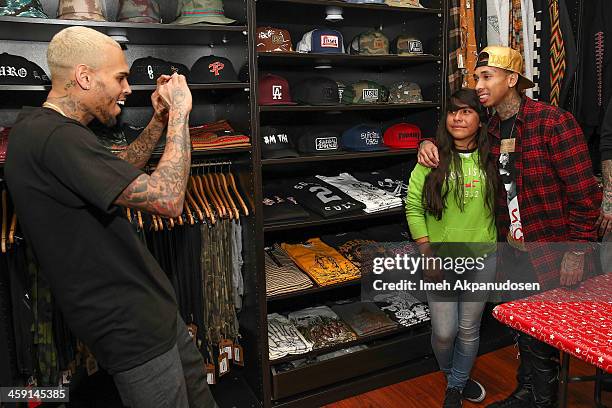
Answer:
[{"left": 493, "top": 273, "right": 612, "bottom": 373}]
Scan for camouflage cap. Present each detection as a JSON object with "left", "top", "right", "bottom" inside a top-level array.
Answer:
[
  {"left": 57, "top": 0, "right": 106, "bottom": 20},
  {"left": 388, "top": 81, "right": 423, "bottom": 104},
  {"left": 173, "top": 0, "right": 235, "bottom": 25},
  {"left": 393, "top": 36, "right": 424, "bottom": 56},
  {"left": 349, "top": 31, "right": 389, "bottom": 55},
  {"left": 384, "top": 0, "right": 423, "bottom": 8},
  {"left": 341, "top": 80, "right": 389, "bottom": 104},
  {"left": 117, "top": 0, "right": 160, "bottom": 23},
  {"left": 0, "top": 0, "right": 48, "bottom": 18}
]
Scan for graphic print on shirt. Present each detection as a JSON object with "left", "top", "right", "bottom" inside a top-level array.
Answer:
[{"left": 499, "top": 152, "right": 524, "bottom": 245}]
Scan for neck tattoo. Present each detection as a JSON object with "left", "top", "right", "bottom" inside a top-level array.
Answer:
[{"left": 42, "top": 101, "right": 68, "bottom": 117}]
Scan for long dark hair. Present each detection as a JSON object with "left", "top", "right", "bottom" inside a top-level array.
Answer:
[{"left": 422, "top": 88, "right": 496, "bottom": 220}]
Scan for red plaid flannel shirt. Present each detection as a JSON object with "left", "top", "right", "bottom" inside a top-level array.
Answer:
[{"left": 490, "top": 97, "right": 602, "bottom": 290}]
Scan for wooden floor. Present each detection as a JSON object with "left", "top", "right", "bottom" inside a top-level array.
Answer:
[{"left": 325, "top": 346, "right": 611, "bottom": 408}]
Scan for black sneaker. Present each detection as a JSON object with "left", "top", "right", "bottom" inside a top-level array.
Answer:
[
  {"left": 463, "top": 378, "right": 486, "bottom": 403},
  {"left": 443, "top": 387, "right": 463, "bottom": 408}
]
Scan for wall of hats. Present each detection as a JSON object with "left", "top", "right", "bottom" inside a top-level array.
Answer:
[{"left": 250, "top": 0, "right": 457, "bottom": 406}]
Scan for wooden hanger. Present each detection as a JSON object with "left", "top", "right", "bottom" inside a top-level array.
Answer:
[
  {"left": 195, "top": 174, "right": 216, "bottom": 224},
  {"left": 209, "top": 169, "right": 228, "bottom": 218},
  {"left": 151, "top": 214, "right": 158, "bottom": 232},
  {"left": 227, "top": 172, "right": 249, "bottom": 216},
  {"left": 9, "top": 213, "right": 17, "bottom": 245},
  {"left": 168, "top": 216, "right": 174, "bottom": 229},
  {"left": 213, "top": 171, "right": 233, "bottom": 220},
  {"left": 186, "top": 189, "right": 204, "bottom": 222},
  {"left": 184, "top": 199, "right": 194, "bottom": 225},
  {"left": 126, "top": 208, "right": 132, "bottom": 223},
  {"left": 137, "top": 210, "right": 144, "bottom": 231},
  {"left": 221, "top": 168, "right": 240, "bottom": 220},
  {"left": 176, "top": 213, "right": 184, "bottom": 226},
  {"left": 1, "top": 189, "right": 7, "bottom": 254},
  {"left": 201, "top": 170, "right": 225, "bottom": 218},
  {"left": 157, "top": 215, "right": 165, "bottom": 231},
  {"left": 190, "top": 177, "right": 211, "bottom": 222},
  {"left": 218, "top": 171, "right": 239, "bottom": 220}
]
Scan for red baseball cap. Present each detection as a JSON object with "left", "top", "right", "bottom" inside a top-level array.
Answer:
[
  {"left": 258, "top": 73, "right": 297, "bottom": 105},
  {"left": 383, "top": 123, "right": 421, "bottom": 149}
]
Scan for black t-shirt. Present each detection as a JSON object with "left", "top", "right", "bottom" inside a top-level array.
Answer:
[
  {"left": 5, "top": 108, "right": 178, "bottom": 374},
  {"left": 285, "top": 177, "right": 365, "bottom": 218}
]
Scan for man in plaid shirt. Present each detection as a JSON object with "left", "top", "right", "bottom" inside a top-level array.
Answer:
[{"left": 419, "top": 46, "right": 601, "bottom": 408}]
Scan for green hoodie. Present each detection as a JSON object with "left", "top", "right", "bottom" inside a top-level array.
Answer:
[{"left": 406, "top": 150, "right": 496, "bottom": 244}]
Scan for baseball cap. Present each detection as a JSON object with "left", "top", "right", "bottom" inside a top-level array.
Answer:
[
  {"left": 260, "top": 126, "right": 299, "bottom": 159},
  {"left": 341, "top": 124, "right": 388, "bottom": 152},
  {"left": 297, "top": 129, "right": 341, "bottom": 155},
  {"left": 292, "top": 77, "right": 339, "bottom": 105},
  {"left": 476, "top": 46, "right": 535, "bottom": 90},
  {"left": 0, "top": 0, "right": 48, "bottom": 18},
  {"left": 258, "top": 73, "right": 297, "bottom": 105},
  {"left": 388, "top": 81, "right": 423, "bottom": 104},
  {"left": 296, "top": 29, "right": 345, "bottom": 54},
  {"left": 189, "top": 55, "right": 237, "bottom": 83},
  {"left": 173, "top": 0, "right": 235, "bottom": 25},
  {"left": 341, "top": 80, "right": 389, "bottom": 104},
  {"left": 0, "top": 53, "right": 50, "bottom": 85},
  {"left": 384, "top": 0, "right": 423, "bottom": 8},
  {"left": 117, "top": 0, "right": 160, "bottom": 23},
  {"left": 256, "top": 27, "right": 293, "bottom": 52},
  {"left": 129, "top": 57, "right": 172, "bottom": 84},
  {"left": 57, "top": 0, "right": 106, "bottom": 20},
  {"left": 392, "top": 36, "right": 424, "bottom": 55},
  {"left": 383, "top": 123, "right": 421, "bottom": 149},
  {"left": 349, "top": 31, "right": 389, "bottom": 55}
]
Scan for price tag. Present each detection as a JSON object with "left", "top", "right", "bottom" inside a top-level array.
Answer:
[
  {"left": 205, "top": 363, "right": 216, "bottom": 385},
  {"left": 233, "top": 344, "right": 244, "bottom": 367},
  {"left": 219, "top": 339, "right": 233, "bottom": 360},
  {"left": 218, "top": 353, "right": 230, "bottom": 377}
]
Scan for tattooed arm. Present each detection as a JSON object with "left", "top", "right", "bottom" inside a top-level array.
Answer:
[
  {"left": 116, "top": 75, "right": 170, "bottom": 168},
  {"left": 114, "top": 74, "right": 192, "bottom": 218}
]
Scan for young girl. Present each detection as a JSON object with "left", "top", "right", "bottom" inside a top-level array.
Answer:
[{"left": 406, "top": 88, "right": 497, "bottom": 408}]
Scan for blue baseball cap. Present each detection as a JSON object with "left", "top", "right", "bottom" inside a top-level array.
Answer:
[
  {"left": 341, "top": 124, "right": 388, "bottom": 152},
  {"left": 297, "top": 28, "right": 345, "bottom": 54}
]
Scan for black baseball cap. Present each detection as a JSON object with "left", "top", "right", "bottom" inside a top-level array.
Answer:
[
  {"left": 189, "top": 55, "right": 238, "bottom": 83},
  {"left": 260, "top": 126, "right": 299, "bottom": 159},
  {"left": 129, "top": 57, "right": 172, "bottom": 85},
  {"left": 292, "top": 77, "right": 339, "bottom": 106},
  {"left": 0, "top": 53, "right": 50, "bottom": 85},
  {"left": 297, "top": 129, "right": 341, "bottom": 155}
]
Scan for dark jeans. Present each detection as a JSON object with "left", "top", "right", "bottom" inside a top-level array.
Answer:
[{"left": 113, "top": 313, "right": 217, "bottom": 408}]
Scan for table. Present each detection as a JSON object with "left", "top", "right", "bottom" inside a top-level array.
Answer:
[{"left": 493, "top": 272, "right": 612, "bottom": 407}]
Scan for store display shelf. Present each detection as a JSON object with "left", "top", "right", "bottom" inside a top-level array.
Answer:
[
  {"left": 262, "top": 148, "right": 416, "bottom": 165},
  {"left": 0, "top": 16, "right": 247, "bottom": 44},
  {"left": 259, "top": 102, "right": 439, "bottom": 112},
  {"left": 0, "top": 83, "right": 250, "bottom": 92},
  {"left": 258, "top": 52, "right": 441, "bottom": 67},
  {"left": 267, "top": 279, "right": 360, "bottom": 302},
  {"left": 269, "top": 323, "right": 429, "bottom": 365},
  {"left": 264, "top": 208, "right": 403, "bottom": 232},
  {"left": 258, "top": 0, "right": 442, "bottom": 13}
]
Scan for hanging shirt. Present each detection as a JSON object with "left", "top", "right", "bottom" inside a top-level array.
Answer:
[{"left": 5, "top": 108, "right": 178, "bottom": 374}]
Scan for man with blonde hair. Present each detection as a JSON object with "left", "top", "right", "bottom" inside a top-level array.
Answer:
[{"left": 5, "top": 26, "right": 217, "bottom": 407}]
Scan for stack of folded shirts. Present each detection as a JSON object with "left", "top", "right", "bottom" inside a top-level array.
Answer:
[
  {"left": 265, "top": 244, "right": 314, "bottom": 296},
  {"left": 352, "top": 162, "right": 412, "bottom": 201},
  {"left": 263, "top": 184, "right": 310, "bottom": 223},
  {"left": 0, "top": 127, "right": 10, "bottom": 163},
  {"left": 281, "top": 238, "right": 360, "bottom": 286},
  {"left": 268, "top": 313, "right": 314, "bottom": 360},
  {"left": 375, "top": 293, "right": 430, "bottom": 328},
  {"left": 190, "top": 120, "right": 250, "bottom": 150},
  {"left": 316, "top": 173, "right": 403, "bottom": 213},
  {"left": 288, "top": 306, "right": 357, "bottom": 349},
  {"left": 320, "top": 231, "right": 375, "bottom": 267},
  {"left": 332, "top": 301, "right": 398, "bottom": 337}
]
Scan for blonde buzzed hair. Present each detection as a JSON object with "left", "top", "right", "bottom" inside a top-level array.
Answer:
[{"left": 47, "top": 26, "right": 120, "bottom": 80}]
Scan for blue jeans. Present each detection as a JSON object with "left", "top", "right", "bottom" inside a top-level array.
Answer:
[
  {"left": 113, "top": 312, "right": 217, "bottom": 408},
  {"left": 426, "top": 254, "right": 496, "bottom": 390}
]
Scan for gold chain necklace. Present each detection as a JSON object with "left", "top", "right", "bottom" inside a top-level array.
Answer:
[{"left": 42, "top": 101, "right": 67, "bottom": 117}]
